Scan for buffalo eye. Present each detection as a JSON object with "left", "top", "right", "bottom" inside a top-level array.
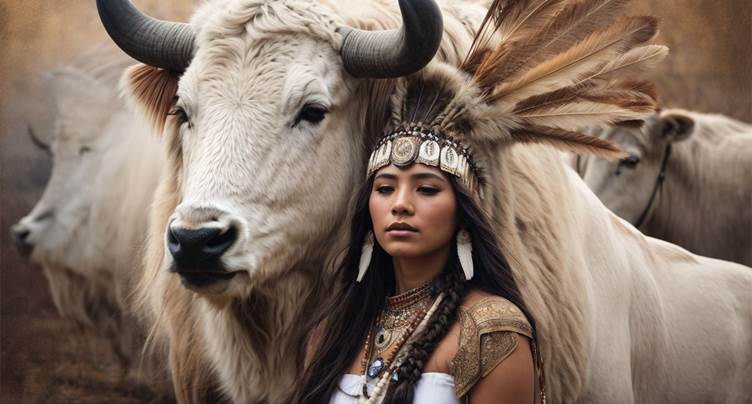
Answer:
[
  {"left": 615, "top": 154, "right": 640, "bottom": 175},
  {"left": 294, "top": 104, "right": 329, "bottom": 126},
  {"left": 168, "top": 106, "right": 191, "bottom": 127},
  {"left": 79, "top": 146, "right": 92, "bottom": 155},
  {"left": 621, "top": 154, "right": 640, "bottom": 168}
]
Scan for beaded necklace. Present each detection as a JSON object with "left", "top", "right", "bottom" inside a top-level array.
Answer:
[
  {"left": 374, "top": 282, "right": 432, "bottom": 358},
  {"left": 360, "top": 282, "right": 433, "bottom": 381},
  {"left": 356, "top": 292, "right": 445, "bottom": 404}
]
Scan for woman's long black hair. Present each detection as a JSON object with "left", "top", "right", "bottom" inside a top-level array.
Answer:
[{"left": 294, "top": 174, "right": 535, "bottom": 404}]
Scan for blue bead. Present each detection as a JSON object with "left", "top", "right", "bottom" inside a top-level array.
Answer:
[{"left": 367, "top": 358, "right": 384, "bottom": 378}]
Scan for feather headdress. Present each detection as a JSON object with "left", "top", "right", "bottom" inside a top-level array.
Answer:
[{"left": 368, "top": 0, "right": 667, "bottom": 194}]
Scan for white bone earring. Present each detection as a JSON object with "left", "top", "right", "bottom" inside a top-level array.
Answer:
[
  {"left": 357, "top": 231, "right": 374, "bottom": 282},
  {"left": 457, "top": 229, "right": 474, "bottom": 280}
]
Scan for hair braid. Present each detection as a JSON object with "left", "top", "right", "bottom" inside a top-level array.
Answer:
[{"left": 382, "top": 262, "right": 468, "bottom": 404}]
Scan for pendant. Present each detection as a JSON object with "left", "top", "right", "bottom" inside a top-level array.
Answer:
[
  {"left": 374, "top": 327, "right": 392, "bottom": 351},
  {"left": 367, "top": 357, "right": 385, "bottom": 378}
]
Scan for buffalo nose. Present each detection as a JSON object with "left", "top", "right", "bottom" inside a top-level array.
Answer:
[
  {"left": 167, "top": 226, "right": 238, "bottom": 268},
  {"left": 11, "top": 225, "right": 33, "bottom": 256},
  {"left": 13, "top": 227, "right": 30, "bottom": 243}
]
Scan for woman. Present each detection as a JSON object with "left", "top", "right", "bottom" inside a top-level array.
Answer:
[
  {"left": 296, "top": 52, "right": 546, "bottom": 403},
  {"left": 297, "top": 0, "right": 661, "bottom": 400},
  {"left": 296, "top": 153, "right": 542, "bottom": 403}
]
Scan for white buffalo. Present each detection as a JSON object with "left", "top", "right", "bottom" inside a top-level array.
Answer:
[
  {"left": 577, "top": 109, "right": 752, "bottom": 266},
  {"left": 98, "top": 0, "right": 486, "bottom": 402},
  {"left": 10, "top": 46, "right": 169, "bottom": 394},
  {"left": 98, "top": 0, "right": 752, "bottom": 403}
]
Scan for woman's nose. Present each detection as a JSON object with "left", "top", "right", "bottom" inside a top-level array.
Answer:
[{"left": 391, "top": 188, "right": 414, "bottom": 216}]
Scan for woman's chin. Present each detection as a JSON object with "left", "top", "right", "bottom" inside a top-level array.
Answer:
[{"left": 382, "top": 243, "right": 429, "bottom": 259}]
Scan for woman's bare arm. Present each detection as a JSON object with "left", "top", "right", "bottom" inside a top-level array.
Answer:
[{"left": 469, "top": 334, "right": 535, "bottom": 404}]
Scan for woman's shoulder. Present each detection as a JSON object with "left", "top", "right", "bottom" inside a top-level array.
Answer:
[
  {"left": 451, "top": 289, "right": 534, "bottom": 399},
  {"left": 458, "top": 289, "right": 533, "bottom": 337}
]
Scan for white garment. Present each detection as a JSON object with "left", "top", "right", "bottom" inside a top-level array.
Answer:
[{"left": 329, "top": 373, "right": 459, "bottom": 404}]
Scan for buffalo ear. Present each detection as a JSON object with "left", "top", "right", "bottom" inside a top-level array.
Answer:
[
  {"left": 659, "top": 110, "right": 694, "bottom": 143},
  {"left": 123, "top": 64, "right": 180, "bottom": 135}
]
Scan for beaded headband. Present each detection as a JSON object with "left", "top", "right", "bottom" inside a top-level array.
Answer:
[{"left": 366, "top": 123, "right": 479, "bottom": 194}]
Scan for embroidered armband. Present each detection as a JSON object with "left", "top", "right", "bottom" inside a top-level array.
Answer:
[{"left": 451, "top": 296, "right": 533, "bottom": 399}]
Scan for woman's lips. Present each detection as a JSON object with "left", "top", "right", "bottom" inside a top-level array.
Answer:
[
  {"left": 385, "top": 222, "right": 418, "bottom": 237},
  {"left": 386, "top": 222, "right": 418, "bottom": 231},
  {"left": 386, "top": 229, "right": 418, "bottom": 237}
]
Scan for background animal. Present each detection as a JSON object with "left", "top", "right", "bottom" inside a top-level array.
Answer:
[
  {"left": 1, "top": 3, "right": 197, "bottom": 401},
  {"left": 8, "top": 46, "right": 171, "bottom": 399},
  {"left": 577, "top": 109, "right": 752, "bottom": 266},
  {"left": 488, "top": 144, "right": 752, "bottom": 403},
  {"left": 1, "top": 0, "right": 750, "bottom": 402}
]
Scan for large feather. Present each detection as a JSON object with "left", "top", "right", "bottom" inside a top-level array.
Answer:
[
  {"left": 511, "top": 123, "right": 626, "bottom": 159},
  {"left": 490, "top": 16, "right": 657, "bottom": 103},
  {"left": 462, "top": 0, "right": 565, "bottom": 74},
  {"left": 474, "top": 0, "right": 631, "bottom": 91},
  {"left": 512, "top": 80, "right": 658, "bottom": 114},
  {"left": 516, "top": 99, "right": 654, "bottom": 130},
  {"left": 576, "top": 44, "right": 668, "bottom": 85},
  {"left": 584, "top": 80, "right": 658, "bottom": 104},
  {"left": 497, "top": 0, "right": 567, "bottom": 42}
]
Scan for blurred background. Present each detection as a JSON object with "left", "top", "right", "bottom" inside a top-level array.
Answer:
[{"left": 0, "top": 0, "right": 750, "bottom": 402}]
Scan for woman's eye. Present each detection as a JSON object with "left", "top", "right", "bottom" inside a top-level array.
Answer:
[
  {"left": 294, "top": 104, "right": 329, "bottom": 126},
  {"left": 376, "top": 186, "right": 394, "bottom": 194},
  {"left": 418, "top": 186, "right": 439, "bottom": 195},
  {"left": 79, "top": 146, "right": 92, "bottom": 155}
]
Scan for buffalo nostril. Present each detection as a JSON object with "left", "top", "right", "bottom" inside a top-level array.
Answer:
[
  {"left": 11, "top": 226, "right": 34, "bottom": 257},
  {"left": 167, "top": 227, "right": 181, "bottom": 256},
  {"left": 14, "top": 229, "right": 31, "bottom": 243},
  {"left": 167, "top": 226, "right": 238, "bottom": 268},
  {"left": 204, "top": 227, "right": 237, "bottom": 255}
]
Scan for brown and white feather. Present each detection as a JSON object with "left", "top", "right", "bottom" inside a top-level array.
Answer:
[
  {"left": 472, "top": 0, "right": 631, "bottom": 91},
  {"left": 515, "top": 99, "right": 654, "bottom": 131},
  {"left": 491, "top": 15, "right": 657, "bottom": 103},
  {"left": 511, "top": 123, "right": 626, "bottom": 159},
  {"left": 576, "top": 44, "right": 668, "bottom": 85}
]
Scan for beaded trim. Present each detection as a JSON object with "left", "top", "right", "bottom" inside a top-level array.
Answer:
[
  {"left": 366, "top": 123, "right": 479, "bottom": 194},
  {"left": 384, "top": 282, "right": 432, "bottom": 311}
]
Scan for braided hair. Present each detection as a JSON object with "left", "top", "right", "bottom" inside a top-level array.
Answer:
[{"left": 382, "top": 259, "right": 467, "bottom": 403}]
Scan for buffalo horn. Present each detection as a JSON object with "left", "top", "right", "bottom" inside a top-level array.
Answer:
[
  {"left": 96, "top": 0, "right": 195, "bottom": 72},
  {"left": 339, "top": 0, "right": 443, "bottom": 78},
  {"left": 27, "top": 126, "right": 52, "bottom": 156}
]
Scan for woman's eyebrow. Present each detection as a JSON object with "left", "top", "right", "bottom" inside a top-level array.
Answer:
[
  {"left": 374, "top": 173, "right": 398, "bottom": 180},
  {"left": 412, "top": 172, "right": 446, "bottom": 182},
  {"left": 374, "top": 172, "right": 446, "bottom": 182}
]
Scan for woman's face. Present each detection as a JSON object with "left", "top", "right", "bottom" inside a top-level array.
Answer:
[{"left": 369, "top": 164, "right": 458, "bottom": 259}]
